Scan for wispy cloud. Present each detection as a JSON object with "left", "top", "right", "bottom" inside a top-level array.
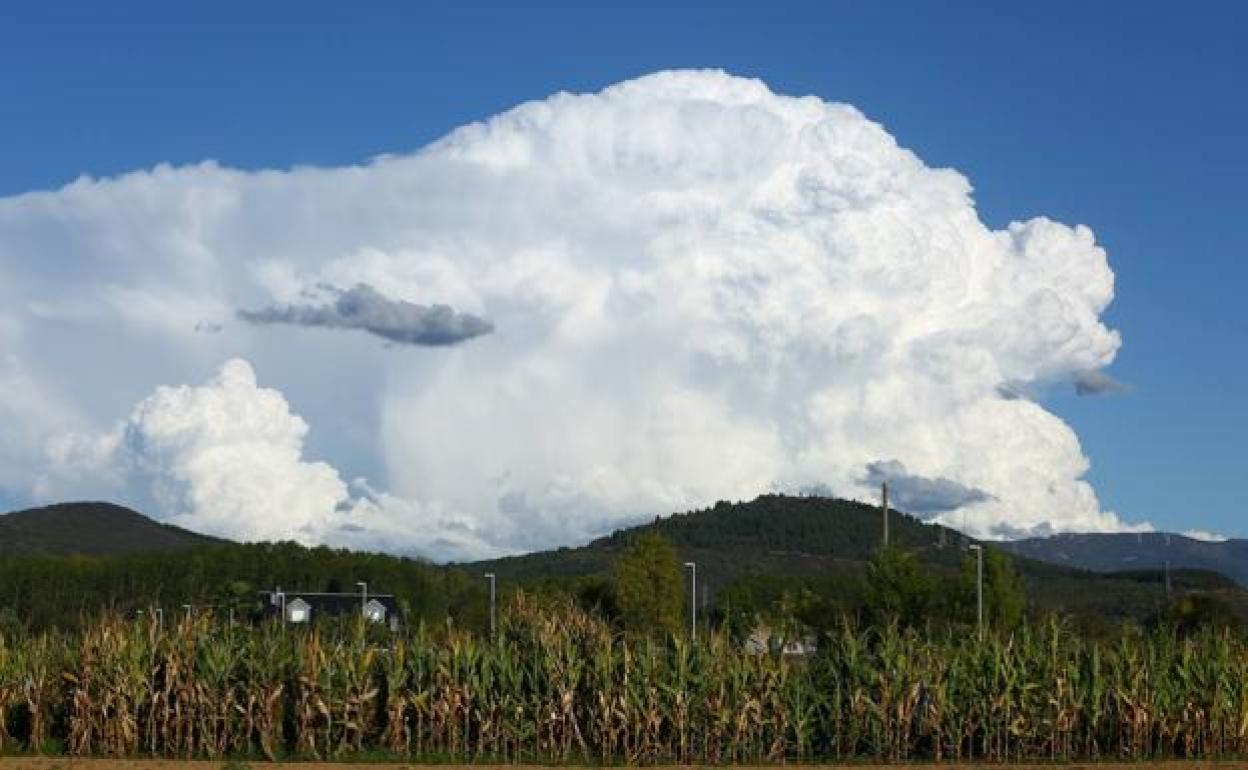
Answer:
[
  {"left": 1182, "top": 529, "right": 1229, "bottom": 543},
  {"left": 1074, "top": 369, "right": 1132, "bottom": 396}
]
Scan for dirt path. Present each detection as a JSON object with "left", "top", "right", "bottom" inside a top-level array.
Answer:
[{"left": 1, "top": 761, "right": 1245, "bottom": 770}]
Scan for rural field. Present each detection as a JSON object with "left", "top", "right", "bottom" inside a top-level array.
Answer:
[{"left": 4, "top": 596, "right": 1248, "bottom": 767}]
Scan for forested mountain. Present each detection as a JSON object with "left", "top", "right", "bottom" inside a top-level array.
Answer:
[
  {"left": 0, "top": 501, "right": 220, "bottom": 555},
  {"left": 0, "top": 540, "right": 487, "bottom": 632},
  {"left": 1, "top": 494, "right": 1243, "bottom": 634},
  {"left": 464, "top": 494, "right": 969, "bottom": 592},
  {"left": 465, "top": 493, "right": 1042, "bottom": 588},
  {"left": 1002, "top": 532, "right": 1248, "bottom": 586},
  {"left": 463, "top": 494, "right": 1248, "bottom": 631}
]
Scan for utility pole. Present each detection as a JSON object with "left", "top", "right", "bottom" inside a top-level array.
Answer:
[
  {"left": 356, "top": 581, "right": 368, "bottom": 620},
  {"left": 684, "top": 561, "right": 697, "bottom": 643},
  {"left": 881, "top": 481, "right": 890, "bottom": 548},
  {"left": 484, "top": 573, "right": 496, "bottom": 638},
  {"left": 969, "top": 544, "right": 984, "bottom": 640},
  {"left": 1164, "top": 534, "right": 1173, "bottom": 600}
]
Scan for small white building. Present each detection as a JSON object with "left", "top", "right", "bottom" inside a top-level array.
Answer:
[
  {"left": 286, "top": 597, "right": 312, "bottom": 623},
  {"left": 364, "top": 598, "right": 388, "bottom": 623},
  {"left": 264, "top": 588, "right": 401, "bottom": 628},
  {"left": 744, "top": 625, "right": 818, "bottom": 656}
]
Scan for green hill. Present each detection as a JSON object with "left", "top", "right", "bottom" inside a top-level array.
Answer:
[
  {"left": 463, "top": 493, "right": 1248, "bottom": 629},
  {"left": 463, "top": 494, "right": 970, "bottom": 592},
  {"left": 1, "top": 494, "right": 1243, "bottom": 634},
  {"left": 0, "top": 501, "right": 222, "bottom": 556},
  {"left": 0, "top": 539, "right": 486, "bottom": 632}
]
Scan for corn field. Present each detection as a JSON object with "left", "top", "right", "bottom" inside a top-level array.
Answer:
[{"left": 1, "top": 597, "right": 1247, "bottom": 763}]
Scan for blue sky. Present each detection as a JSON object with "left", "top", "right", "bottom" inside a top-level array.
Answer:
[{"left": 2, "top": 1, "right": 1244, "bottom": 538}]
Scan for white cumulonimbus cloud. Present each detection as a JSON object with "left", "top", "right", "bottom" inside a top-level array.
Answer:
[{"left": 0, "top": 70, "right": 1146, "bottom": 558}]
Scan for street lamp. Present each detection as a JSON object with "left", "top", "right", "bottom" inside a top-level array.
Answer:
[
  {"left": 968, "top": 544, "right": 984, "bottom": 639},
  {"left": 484, "top": 573, "right": 496, "bottom": 638},
  {"left": 182, "top": 604, "right": 193, "bottom": 621},
  {"left": 684, "top": 562, "right": 697, "bottom": 643},
  {"left": 356, "top": 581, "right": 368, "bottom": 620}
]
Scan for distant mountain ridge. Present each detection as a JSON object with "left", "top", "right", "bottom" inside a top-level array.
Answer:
[
  {"left": 1002, "top": 532, "right": 1248, "bottom": 587},
  {"left": 3, "top": 496, "right": 1245, "bottom": 629},
  {"left": 8, "top": 498, "right": 1243, "bottom": 590},
  {"left": 0, "top": 501, "right": 222, "bottom": 556}
]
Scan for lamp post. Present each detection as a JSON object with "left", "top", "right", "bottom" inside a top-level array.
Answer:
[
  {"left": 969, "top": 544, "right": 984, "bottom": 639},
  {"left": 356, "top": 581, "right": 368, "bottom": 620},
  {"left": 484, "top": 573, "right": 496, "bottom": 638},
  {"left": 182, "top": 604, "right": 192, "bottom": 621},
  {"left": 684, "top": 561, "right": 697, "bottom": 643}
]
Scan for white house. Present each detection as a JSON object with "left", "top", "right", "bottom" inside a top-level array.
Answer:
[
  {"left": 744, "top": 624, "right": 818, "bottom": 656},
  {"left": 286, "top": 597, "right": 311, "bottom": 623},
  {"left": 264, "top": 588, "right": 401, "bottom": 628},
  {"left": 364, "top": 598, "right": 387, "bottom": 623}
]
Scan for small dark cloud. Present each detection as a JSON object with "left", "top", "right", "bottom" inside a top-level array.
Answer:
[
  {"left": 193, "top": 320, "right": 224, "bottom": 334},
  {"left": 996, "top": 381, "right": 1034, "bottom": 401},
  {"left": 238, "top": 283, "right": 493, "bottom": 347},
  {"left": 990, "top": 520, "right": 1055, "bottom": 540},
  {"left": 1073, "top": 369, "right": 1132, "bottom": 396},
  {"left": 864, "top": 459, "right": 991, "bottom": 515}
]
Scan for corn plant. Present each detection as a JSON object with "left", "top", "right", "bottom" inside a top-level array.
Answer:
[{"left": 8, "top": 597, "right": 1244, "bottom": 763}]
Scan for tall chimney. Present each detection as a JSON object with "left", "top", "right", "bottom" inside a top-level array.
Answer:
[{"left": 882, "top": 481, "right": 889, "bottom": 548}]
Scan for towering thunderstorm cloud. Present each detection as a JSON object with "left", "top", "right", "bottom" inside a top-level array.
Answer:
[
  {"left": 0, "top": 70, "right": 1146, "bottom": 558},
  {"left": 238, "top": 283, "right": 493, "bottom": 346}
]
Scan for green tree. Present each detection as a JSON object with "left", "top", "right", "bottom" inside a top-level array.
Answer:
[
  {"left": 1152, "top": 593, "right": 1242, "bottom": 635},
  {"left": 959, "top": 547, "right": 1025, "bottom": 632},
  {"left": 864, "top": 546, "right": 933, "bottom": 627},
  {"left": 613, "top": 532, "right": 684, "bottom": 637}
]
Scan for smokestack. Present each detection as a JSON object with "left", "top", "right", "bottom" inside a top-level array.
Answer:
[
  {"left": 882, "top": 481, "right": 889, "bottom": 548},
  {"left": 1164, "top": 534, "right": 1173, "bottom": 600}
]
